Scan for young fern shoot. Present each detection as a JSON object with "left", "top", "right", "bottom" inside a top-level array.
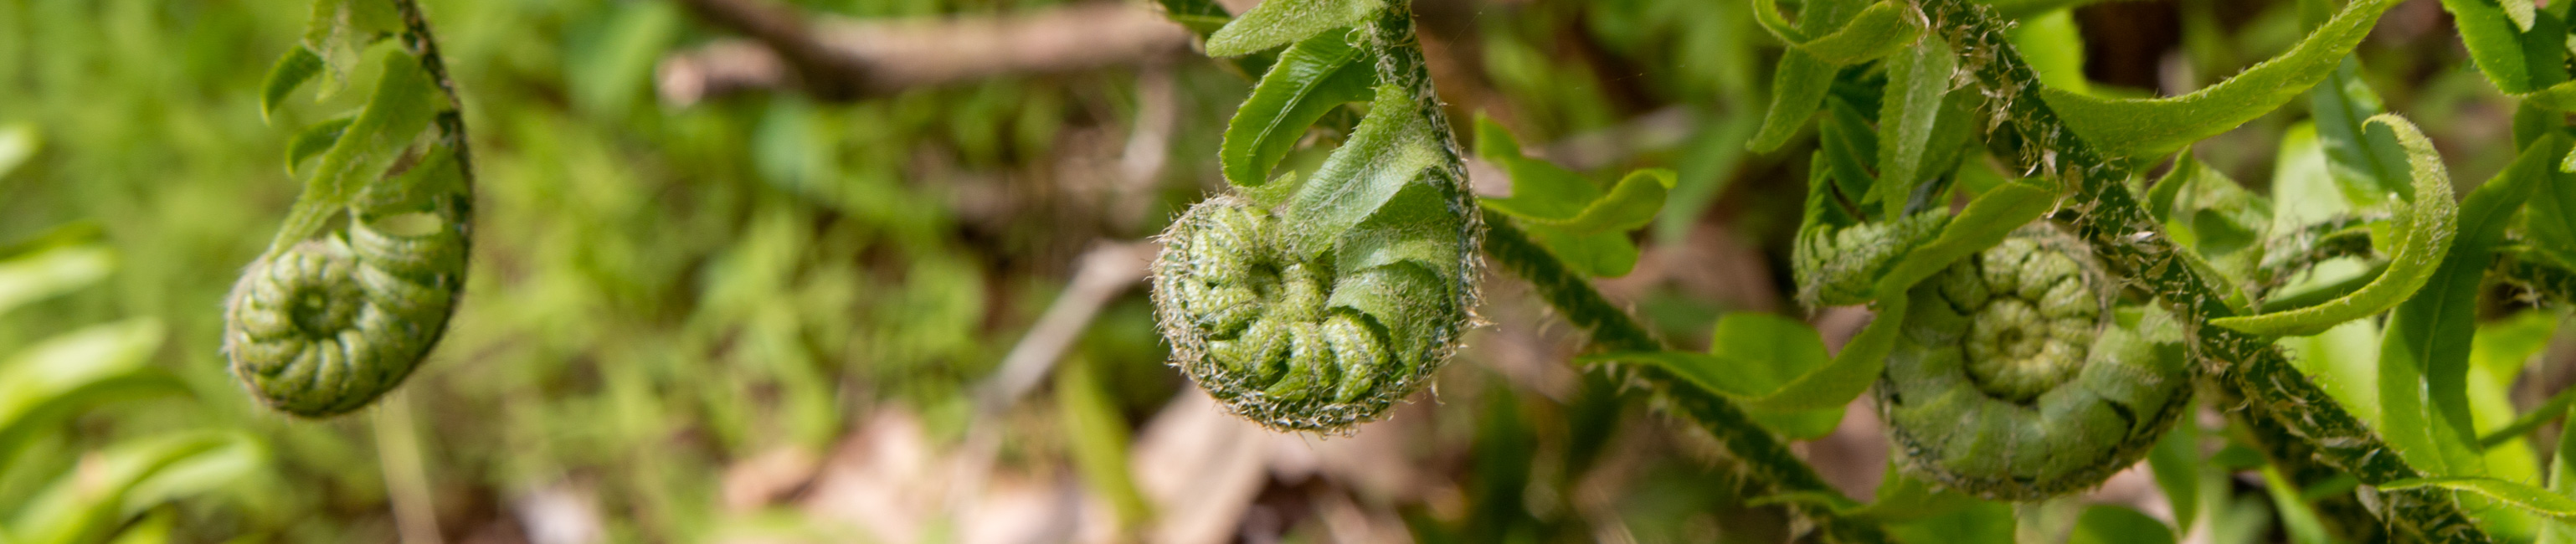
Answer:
[
  {"left": 226, "top": 0, "right": 473, "bottom": 418},
  {"left": 1154, "top": 3, "right": 1481, "bottom": 432}
]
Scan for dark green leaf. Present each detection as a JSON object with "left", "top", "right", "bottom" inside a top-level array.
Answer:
[
  {"left": 260, "top": 47, "right": 324, "bottom": 123},
  {"left": 284, "top": 116, "right": 355, "bottom": 177},
  {"left": 2310, "top": 58, "right": 2409, "bottom": 205}
]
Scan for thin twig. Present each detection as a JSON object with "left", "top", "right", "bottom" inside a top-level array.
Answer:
[{"left": 663, "top": 0, "right": 1193, "bottom": 104}]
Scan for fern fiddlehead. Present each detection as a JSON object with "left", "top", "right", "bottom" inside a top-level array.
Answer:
[
  {"left": 1876, "top": 223, "right": 2191, "bottom": 500},
  {"left": 1153, "top": 4, "right": 1479, "bottom": 432},
  {"left": 225, "top": 0, "right": 472, "bottom": 418},
  {"left": 1917, "top": 0, "right": 2491, "bottom": 539}
]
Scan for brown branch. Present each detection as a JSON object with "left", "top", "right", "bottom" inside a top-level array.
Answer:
[{"left": 664, "top": 0, "right": 1194, "bottom": 104}]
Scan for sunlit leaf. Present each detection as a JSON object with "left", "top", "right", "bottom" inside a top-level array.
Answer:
[
  {"left": 2041, "top": 0, "right": 2402, "bottom": 157},
  {"left": 1204, "top": 0, "right": 1382, "bottom": 57},
  {"left": 2378, "top": 131, "right": 2570, "bottom": 480},
  {"left": 1223, "top": 31, "right": 1375, "bottom": 189},
  {"left": 1751, "top": 0, "right": 1921, "bottom": 65},
  {"left": 0, "top": 123, "right": 39, "bottom": 181},
  {"left": 5, "top": 432, "right": 255, "bottom": 544},
  {"left": 1489, "top": 169, "right": 1674, "bottom": 234},
  {"left": 2011, "top": 9, "right": 2090, "bottom": 95},
  {"left": 0, "top": 244, "right": 112, "bottom": 319},
  {"left": 2212, "top": 116, "right": 2458, "bottom": 336},
  {"left": 0, "top": 321, "right": 179, "bottom": 462}
]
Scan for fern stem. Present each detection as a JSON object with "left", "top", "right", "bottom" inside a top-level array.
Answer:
[
  {"left": 1918, "top": 0, "right": 2491, "bottom": 541},
  {"left": 1483, "top": 216, "right": 1890, "bottom": 543}
]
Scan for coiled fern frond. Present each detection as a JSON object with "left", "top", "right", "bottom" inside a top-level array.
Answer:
[
  {"left": 1876, "top": 223, "right": 2191, "bottom": 500},
  {"left": 1152, "top": 3, "right": 1479, "bottom": 432},
  {"left": 226, "top": 0, "right": 471, "bottom": 418}
]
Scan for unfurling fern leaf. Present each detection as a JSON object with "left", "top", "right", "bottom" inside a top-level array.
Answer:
[
  {"left": 225, "top": 208, "right": 465, "bottom": 417},
  {"left": 227, "top": 0, "right": 471, "bottom": 418},
  {"left": 1154, "top": 4, "right": 1478, "bottom": 432},
  {"left": 1877, "top": 223, "right": 2192, "bottom": 500}
]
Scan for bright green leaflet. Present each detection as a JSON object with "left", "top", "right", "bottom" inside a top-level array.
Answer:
[
  {"left": 2381, "top": 477, "right": 2576, "bottom": 523},
  {"left": 2040, "top": 0, "right": 2401, "bottom": 158},
  {"left": 1579, "top": 313, "right": 1843, "bottom": 439},
  {"left": 1751, "top": 0, "right": 1922, "bottom": 65},
  {"left": 0, "top": 244, "right": 111, "bottom": 318},
  {"left": 2540, "top": 404, "right": 2576, "bottom": 544},
  {"left": 2210, "top": 115, "right": 2456, "bottom": 337},
  {"left": 1204, "top": 0, "right": 1384, "bottom": 57},
  {"left": 1476, "top": 119, "right": 1671, "bottom": 277},
  {"left": 2480, "top": 386, "right": 2576, "bottom": 449},
  {"left": 1221, "top": 30, "right": 1375, "bottom": 189},
  {"left": 6, "top": 432, "right": 253, "bottom": 544},
  {"left": 0, "top": 321, "right": 187, "bottom": 473},
  {"left": 272, "top": 46, "right": 443, "bottom": 249},
  {"left": 1486, "top": 169, "right": 1674, "bottom": 234},
  {"left": 2378, "top": 131, "right": 2568, "bottom": 482}
]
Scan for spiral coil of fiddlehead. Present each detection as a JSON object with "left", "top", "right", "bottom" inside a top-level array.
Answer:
[
  {"left": 225, "top": 205, "right": 466, "bottom": 417},
  {"left": 1152, "top": 4, "right": 1479, "bottom": 432},
  {"left": 1794, "top": 212, "right": 1948, "bottom": 307},
  {"left": 1154, "top": 192, "right": 1468, "bottom": 431},
  {"left": 225, "top": 0, "right": 472, "bottom": 418},
  {"left": 1874, "top": 223, "right": 2193, "bottom": 500}
]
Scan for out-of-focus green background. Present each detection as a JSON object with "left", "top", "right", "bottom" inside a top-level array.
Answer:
[{"left": 0, "top": 0, "right": 2563, "bottom": 541}]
